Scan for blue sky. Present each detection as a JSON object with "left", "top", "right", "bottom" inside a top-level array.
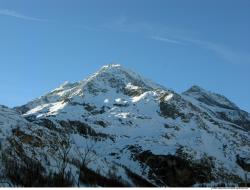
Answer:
[{"left": 0, "top": 0, "right": 250, "bottom": 111}]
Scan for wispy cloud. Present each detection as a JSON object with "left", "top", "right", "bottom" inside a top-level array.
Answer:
[
  {"left": 0, "top": 9, "right": 100, "bottom": 32},
  {"left": 177, "top": 38, "right": 250, "bottom": 65},
  {"left": 150, "top": 36, "right": 184, "bottom": 45},
  {"left": 101, "top": 17, "right": 250, "bottom": 64},
  {"left": 1, "top": 9, "right": 249, "bottom": 65},
  {"left": 0, "top": 9, "right": 49, "bottom": 22},
  {"left": 210, "top": 45, "right": 250, "bottom": 65}
]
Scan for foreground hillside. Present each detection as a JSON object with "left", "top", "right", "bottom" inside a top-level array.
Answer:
[{"left": 0, "top": 64, "right": 249, "bottom": 187}]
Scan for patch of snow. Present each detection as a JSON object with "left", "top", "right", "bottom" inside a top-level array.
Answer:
[
  {"left": 115, "top": 98, "right": 122, "bottom": 103},
  {"left": 164, "top": 93, "right": 173, "bottom": 101},
  {"left": 126, "top": 83, "right": 139, "bottom": 90},
  {"left": 104, "top": 99, "right": 109, "bottom": 103}
]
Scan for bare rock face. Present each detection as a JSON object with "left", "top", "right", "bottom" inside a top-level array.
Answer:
[{"left": 136, "top": 150, "right": 215, "bottom": 186}]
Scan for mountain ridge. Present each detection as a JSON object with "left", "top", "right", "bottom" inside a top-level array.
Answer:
[{"left": 1, "top": 64, "right": 249, "bottom": 187}]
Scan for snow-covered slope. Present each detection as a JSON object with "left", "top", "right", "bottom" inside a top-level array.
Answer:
[
  {"left": 183, "top": 85, "right": 250, "bottom": 131},
  {"left": 1, "top": 64, "right": 249, "bottom": 187},
  {"left": 0, "top": 105, "right": 30, "bottom": 142}
]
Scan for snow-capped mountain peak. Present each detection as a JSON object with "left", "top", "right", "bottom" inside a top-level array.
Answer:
[
  {"left": 80, "top": 64, "right": 166, "bottom": 93},
  {"left": 6, "top": 64, "right": 250, "bottom": 187}
]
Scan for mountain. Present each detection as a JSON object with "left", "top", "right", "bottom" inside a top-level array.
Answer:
[
  {"left": 0, "top": 105, "right": 30, "bottom": 141},
  {"left": 0, "top": 64, "right": 249, "bottom": 187},
  {"left": 183, "top": 85, "right": 250, "bottom": 131}
]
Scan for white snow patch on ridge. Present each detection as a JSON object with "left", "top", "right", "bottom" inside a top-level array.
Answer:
[
  {"left": 126, "top": 83, "right": 139, "bottom": 90},
  {"left": 164, "top": 93, "right": 173, "bottom": 101}
]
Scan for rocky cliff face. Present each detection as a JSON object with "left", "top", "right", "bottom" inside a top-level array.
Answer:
[{"left": 0, "top": 64, "right": 249, "bottom": 187}]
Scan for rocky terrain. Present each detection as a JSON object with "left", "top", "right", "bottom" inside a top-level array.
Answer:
[{"left": 0, "top": 64, "right": 249, "bottom": 187}]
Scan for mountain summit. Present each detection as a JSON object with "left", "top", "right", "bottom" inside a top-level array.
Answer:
[{"left": 1, "top": 64, "right": 250, "bottom": 187}]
